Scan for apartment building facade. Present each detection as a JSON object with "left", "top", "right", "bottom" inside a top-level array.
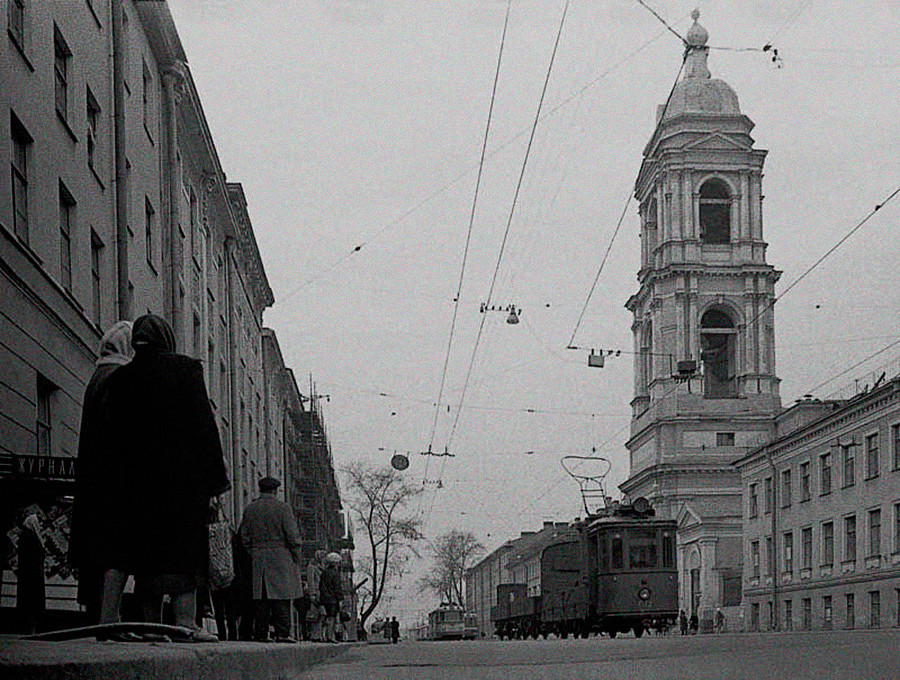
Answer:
[{"left": 736, "top": 380, "right": 900, "bottom": 632}]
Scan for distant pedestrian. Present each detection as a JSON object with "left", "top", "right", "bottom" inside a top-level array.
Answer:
[
  {"left": 689, "top": 612, "right": 698, "bottom": 634},
  {"left": 319, "top": 552, "right": 343, "bottom": 642},
  {"left": 105, "top": 314, "right": 230, "bottom": 640},
  {"left": 715, "top": 607, "right": 725, "bottom": 634},
  {"left": 16, "top": 506, "right": 46, "bottom": 634},
  {"left": 307, "top": 550, "right": 326, "bottom": 641},
  {"left": 679, "top": 609, "right": 688, "bottom": 636},
  {"left": 240, "top": 477, "right": 303, "bottom": 642},
  {"left": 295, "top": 577, "right": 311, "bottom": 641},
  {"left": 390, "top": 616, "right": 400, "bottom": 644},
  {"left": 69, "top": 320, "right": 133, "bottom": 624}
]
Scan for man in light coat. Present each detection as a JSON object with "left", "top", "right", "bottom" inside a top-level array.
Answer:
[{"left": 239, "top": 477, "right": 302, "bottom": 642}]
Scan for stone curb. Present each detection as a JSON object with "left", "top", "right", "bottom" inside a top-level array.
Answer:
[{"left": 0, "top": 639, "right": 352, "bottom": 680}]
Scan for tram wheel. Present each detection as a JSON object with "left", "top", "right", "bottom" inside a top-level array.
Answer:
[
  {"left": 608, "top": 629, "right": 617, "bottom": 639},
  {"left": 633, "top": 624, "right": 644, "bottom": 638}
]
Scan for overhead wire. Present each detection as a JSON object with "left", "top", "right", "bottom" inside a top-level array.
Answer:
[
  {"left": 424, "top": 0, "right": 513, "bottom": 459},
  {"left": 566, "top": 53, "right": 688, "bottom": 349},
  {"left": 424, "top": 0, "right": 573, "bottom": 526},
  {"left": 277, "top": 18, "right": 677, "bottom": 305},
  {"left": 744, "top": 184, "right": 900, "bottom": 333}
]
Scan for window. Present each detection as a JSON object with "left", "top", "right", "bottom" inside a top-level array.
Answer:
[
  {"left": 868, "top": 509, "right": 881, "bottom": 557},
  {"left": 783, "top": 531, "right": 793, "bottom": 573},
  {"left": 801, "top": 527, "right": 812, "bottom": 570},
  {"left": 751, "top": 540, "right": 760, "bottom": 578},
  {"left": 59, "top": 182, "right": 75, "bottom": 291},
  {"left": 784, "top": 600, "right": 793, "bottom": 631},
  {"left": 54, "top": 26, "right": 71, "bottom": 120},
  {"left": 781, "top": 469, "right": 792, "bottom": 507},
  {"left": 895, "top": 503, "right": 900, "bottom": 556},
  {"left": 764, "top": 476, "right": 773, "bottom": 513},
  {"left": 8, "top": 0, "right": 24, "bottom": 46},
  {"left": 820, "top": 452, "right": 831, "bottom": 495},
  {"left": 845, "top": 515, "right": 857, "bottom": 562},
  {"left": 662, "top": 530, "right": 675, "bottom": 568},
  {"left": 193, "top": 312, "right": 202, "bottom": 360},
  {"left": 90, "top": 230, "right": 103, "bottom": 325},
  {"left": 628, "top": 528, "right": 658, "bottom": 569},
  {"left": 11, "top": 113, "right": 31, "bottom": 242},
  {"left": 822, "top": 521, "right": 834, "bottom": 566},
  {"left": 142, "top": 59, "right": 153, "bottom": 136},
  {"left": 700, "top": 309, "right": 736, "bottom": 398},
  {"left": 699, "top": 178, "right": 731, "bottom": 244},
  {"left": 36, "top": 375, "right": 55, "bottom": 456},
  {"left": 801, "top": 598, "right": 811, "bottom": 630},
  {"left": 86, "top": 86, "right": 100, "bottom": 170},
  {"left": 766, "top": 536, "right": 775, "bottom": 575},
  {"left": 823, "top": 596, "right": 832, "bottom": 629},
  {"left": 800, "top": 462, "right": 810, "bottom": 501},
  {"left": 843, "top": 443, "right": 855, "bottom": 487},
  {"left": 767, "top": 601, "right": 774, "bottom": 630},
  {"left": 869, "top": 591, "right": 880, "bottom": 628},
  {"left": 717, "top": 432, "right": 735, "bottom": 446},
  {"left": 896, "top": 589, "right": 900, "bottom": 627},
  {"left": 893, "top": 423, "right": 900, "bottom": 470},
  {"left": 749, "top": 483, "right": 758, "bottom": 517},
  {"left": 145, "top": 197, "right": 155, "bottom": 267},
  {"left": 611, "top": 532, "right": 623, "bottom": 569},
  {"left": 846, "top": 593, "right": 855, "bottom": 629},
  {"left": 866, "top": 433, "right": 879, "bottom": 478}
]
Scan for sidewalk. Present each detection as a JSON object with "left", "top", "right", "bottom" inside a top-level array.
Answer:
[{"left": 0, "top": 637, "right": 351, "bottom": 680}]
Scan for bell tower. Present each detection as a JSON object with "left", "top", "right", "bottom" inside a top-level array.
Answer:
[{"left": 620, "top": 11, "right": 781, "bottom": 626}]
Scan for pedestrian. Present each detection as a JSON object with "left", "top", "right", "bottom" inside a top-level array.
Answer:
[
  {"left": 239, "top": 476, "right": 302, "bottom": 642},
  {"left": 69, "top": 320, "right": 133, "bottom": 624},
  {"left": 307, "top": 550, "right": 326, "bottom": 641},
  {"left": 390, "top": 616, "right": 400, "bottom": 644},
  {"left": 689, "top": 611, "right": 698, "bottom": 634},
  {"left": 715, "top": 607, "right": 725, "bottom": 634},
  {"left": 679, "top": 609, "right": 687, "bottom": 636},
  {"left": 104, "top": 314, "right": 230, "bottom": 641},
  {"left": 208, "top": 499, "right": 240, "bottom": 641},
  {"left": 319, "top": 552, "right": 343, "bottom": 643},
  {"left": 15, "top": 506, "right": 46, "bottom": 634},
  {"left": 295, "top": 577, "right": 311, "bottom": 641}
]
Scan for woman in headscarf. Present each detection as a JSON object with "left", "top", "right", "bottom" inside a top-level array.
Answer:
[
  {"left": 70, "top": 321, "right": 133, "bottom": 624},
  {"left": 104, "top": 314, "right": 230, "bottom": 640}
]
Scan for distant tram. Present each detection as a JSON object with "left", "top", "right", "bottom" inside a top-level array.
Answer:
[{"left": 426, "top": 603, "right": 474, "bottom": 641}]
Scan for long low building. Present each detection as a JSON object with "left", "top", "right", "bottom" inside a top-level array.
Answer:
[{"left": 735, "top": 377, "right": 900, "bottom": 632}]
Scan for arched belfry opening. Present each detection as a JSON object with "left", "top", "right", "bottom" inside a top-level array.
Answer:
[
  {"left": 700, "top": 309, "right": 737, "bottom": 398},
  {"left": 699, "top": 179, "right": 731, "bottom": 244}
]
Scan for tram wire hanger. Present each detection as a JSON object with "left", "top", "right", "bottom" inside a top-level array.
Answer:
[{"left": 480, "top": 302, "right": 521, "bottom": 325}]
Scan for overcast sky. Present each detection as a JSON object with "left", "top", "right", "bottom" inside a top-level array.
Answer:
[{"left": 169, "top": 0, "right": 900, "bottom": 623}]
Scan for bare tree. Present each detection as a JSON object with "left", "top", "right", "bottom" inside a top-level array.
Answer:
[
  {"left": 418, "top": 529, "right": 484, "bottom": 606},
  {"left": 344, "top": 462, "right": 423, "bottom": 628}
]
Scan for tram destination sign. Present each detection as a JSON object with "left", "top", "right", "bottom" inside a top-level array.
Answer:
[{"left": 11, "top": 454, "right": 76, "bottom": 480}]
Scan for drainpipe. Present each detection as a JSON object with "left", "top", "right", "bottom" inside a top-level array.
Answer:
[
  {"left": 224, "top": 237, "right": 240, "bottom": 523},
  {"left": 111, "top": 0, "right": 129, "bottom": 319},
  {"left": 161, "top": 64, "right": 184, "bottom": 329}
]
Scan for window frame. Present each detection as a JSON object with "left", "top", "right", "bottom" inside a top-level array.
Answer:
[
  {"left": 845, "top": 514, "right": 857, "bottom": 563},
  {"left": 11, "top": 113, "right": 31, "bottom": 243},
  {"left": 698, "top": 178, "right": 732, "bottom": 244},
  {"left": 868, "top": 508, "right": 881, "bottom": 558},
  {"left": 822, "top": 520, "right": 834, "bottom": 567},
  {"left": 781, "top": 468, "right": 792, "bottom": 508},
  {"left": 842, "top": 442, "right": 855, "bottom": 487},
  {"left": 58, "top": 181, "right": 75, "bottom": 292},
  {"left": 800, "top": 461, "right": 811, "bottom": 502},
  {"left": 54, "top": 25, "right": 72, "bottom": 121},
  {"left": 865, "top": 431, "right": 880, "bottom": 479},
  {"left": 819, "top": 452, "right": 832, "bottom": 495},
  {"left": 90, "top": 229, "right": 103, "bottom": 325}
]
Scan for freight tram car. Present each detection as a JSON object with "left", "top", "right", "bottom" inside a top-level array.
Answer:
[{"left": 491, "top": 497, "right": 677, "bottom": 639}]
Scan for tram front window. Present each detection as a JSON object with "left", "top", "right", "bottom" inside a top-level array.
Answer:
[
  {"left": 628, "top": 528, "right": 659, "bottom": 569},
  {"left": 611, "top": 533, "right": 624, "bottom": 569}
]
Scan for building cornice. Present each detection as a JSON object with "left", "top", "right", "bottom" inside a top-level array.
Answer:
[{"left": 734, "top": 380, "right": 900, "bottom": 469}]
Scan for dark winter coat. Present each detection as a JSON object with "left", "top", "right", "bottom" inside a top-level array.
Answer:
[
  {"left": 104, "top": 316, "right": 229, "bottom": 579},
  {"left": 239, "top": 495, "right": 302, "bottom": 600},
  {"left": 319, "top": 564, "right": 343, "bottom": 606}
]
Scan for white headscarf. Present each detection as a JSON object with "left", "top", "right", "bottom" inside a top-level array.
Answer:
[{"left": 96, "top": 320, "right": 133, "bottom": 367}]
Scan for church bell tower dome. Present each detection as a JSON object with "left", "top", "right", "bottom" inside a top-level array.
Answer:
[{"left": 663, "top": 9, "right": 740, "bottom": 119}]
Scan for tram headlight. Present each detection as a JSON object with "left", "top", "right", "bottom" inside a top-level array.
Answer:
[{"left": 638, "top": 587, "right": 651, "bottom": 601}]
